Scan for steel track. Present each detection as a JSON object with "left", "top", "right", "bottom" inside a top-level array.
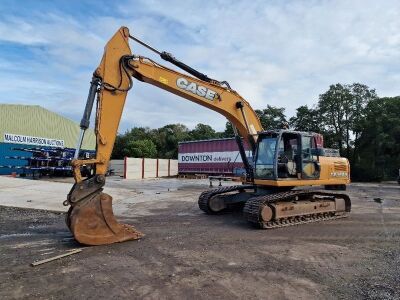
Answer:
[
  {"left": 198, "top": 185, "right": 255, "bottom": 214},
  {"left": 243, "top": 190, "right": 351, "bottom": 229}
]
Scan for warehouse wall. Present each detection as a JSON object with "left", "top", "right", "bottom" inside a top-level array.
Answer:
[
  {"left": 0, "top": 104, "right": 95, "bottom": 149},
  {"left": 123, "top": 157, "right": 178, "bottom": 179}
]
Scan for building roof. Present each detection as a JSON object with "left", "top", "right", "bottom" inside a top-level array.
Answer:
[{"left": 0, "top": 104, "right": 95, "bottom": 149}]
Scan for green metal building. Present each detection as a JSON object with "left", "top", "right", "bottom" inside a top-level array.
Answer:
[{"left": 0, "top": 104, "right": 96, "bottom": 174}]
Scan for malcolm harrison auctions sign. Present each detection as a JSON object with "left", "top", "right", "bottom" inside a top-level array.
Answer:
[{"left": 4, "top": 133, "right": 65, "bottom": 148}]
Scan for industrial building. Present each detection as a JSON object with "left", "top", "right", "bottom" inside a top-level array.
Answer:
[{"left": 0, "top": 104, "right": 95, "bottom": 175}]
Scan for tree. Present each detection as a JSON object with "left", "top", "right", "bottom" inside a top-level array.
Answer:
[
  {"left": 125, "top": 139, "right": 157, "bottom": 158},
  {"left": 255, "top": 105, "right": 287, "bottom": 129},
  {"left": 222, "top": 121, "right": 235, "bottom": 137},
  {"left": 289, "top": 105, "right": 321, "bottom": 132},
  {"left": 152, "top": 124, "right": 190, "bottom": 158},
  {"left": 220, "top": 106, "right": 288, "bottom": 138},
  {"left": 353, "top": 96, "right": 400, "bottom": 181},
  {"left": 348, "top": 83, "right": 378, "bottom": 162},
  {"left": 112, "top": 124, "right": 190, "bottom": 159},
  {"left": 317, "top": 83, "right": 377, "bottom": 157},
  {"left": 317, "top": 84, "right": 350, "bottom": 153},
  {"left": 189, "top": 123, "right": 217, "bottom": 140},
  {"left": 112, "top": 127, "right": 153, "bottom": 159},
  {"left": 112, "top": 135, "right": 127, "bottom": 158}
]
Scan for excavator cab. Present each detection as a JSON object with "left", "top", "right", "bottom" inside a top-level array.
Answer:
[{"left": 254, "top": 130, "right": 321, "bottom": 181}]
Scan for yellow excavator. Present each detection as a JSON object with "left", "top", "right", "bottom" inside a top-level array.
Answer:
[{"left": 65, "top": 27, "right": 351, "bottom": 245}]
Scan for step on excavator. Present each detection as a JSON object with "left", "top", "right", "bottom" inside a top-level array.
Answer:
[{"left": 65, "top": 27, "right": 351, "bottom": 245}]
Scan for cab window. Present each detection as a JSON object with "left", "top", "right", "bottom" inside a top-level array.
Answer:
[{"left": 255, "top": 137, "right": 277, "bottom": 179}]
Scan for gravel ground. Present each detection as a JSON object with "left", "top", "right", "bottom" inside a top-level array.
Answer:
[{"left": 0, "top": 182, "right": 399, "bottom": 299}]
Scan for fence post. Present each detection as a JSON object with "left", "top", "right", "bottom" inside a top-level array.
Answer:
[
  {"left": 123, "top": 157, "right": 127, "bottom": 179},
  {"left": 142, "top": 158, "right": 145, "bottom": 179},
  {"left": 156, "top": 158, "right": 159, "bottom": 178}
]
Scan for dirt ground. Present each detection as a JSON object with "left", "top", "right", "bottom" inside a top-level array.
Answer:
[{"left": 0, "top": 181, "right": 399, "bottom": 300}]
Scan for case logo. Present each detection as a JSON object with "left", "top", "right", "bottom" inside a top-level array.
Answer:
[{"left": 176, "top": 78, "right": 218, "bottom": 101}]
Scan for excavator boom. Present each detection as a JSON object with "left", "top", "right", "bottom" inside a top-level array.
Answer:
[{"left": 66, "top": 27, "right": 262, "bottom": 245}]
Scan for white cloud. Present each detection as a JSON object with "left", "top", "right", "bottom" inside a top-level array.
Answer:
[{"left": 0, "top": 0, "right": 399, "bottom": 132}]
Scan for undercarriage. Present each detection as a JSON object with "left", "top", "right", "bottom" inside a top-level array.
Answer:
[{"left": 198, "top": 185, "right": 351, "bottom": 229}]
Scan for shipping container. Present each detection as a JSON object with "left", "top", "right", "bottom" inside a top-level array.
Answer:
[{"left": 178, "top": 138, "right": 252, "bottom": 176}]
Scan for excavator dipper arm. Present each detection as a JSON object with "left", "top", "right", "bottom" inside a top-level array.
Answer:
[{"left": 66, "top": 27, "right": 262, "bottom": 245}]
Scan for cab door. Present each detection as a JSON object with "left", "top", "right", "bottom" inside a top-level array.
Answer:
[{"left": 300, "top": 135, "right": 320, "bottom": 179}]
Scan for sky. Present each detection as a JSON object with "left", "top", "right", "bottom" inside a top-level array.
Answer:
[{"left": 0, "top": 0, "right": 399, "bottom": 132}]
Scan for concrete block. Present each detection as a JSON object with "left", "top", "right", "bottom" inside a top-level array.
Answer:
[
  {"left": 158, "top": 159, "right": 169, "bottom": 177},
  {"left": 144, "top": 158, "right": 157, "bottom": 178},
  {"left": 125, "top": 157, "right": 143, "bottom": 179},
  {"left": 170, "top": 160, "right": 178, "bottom": 176}
]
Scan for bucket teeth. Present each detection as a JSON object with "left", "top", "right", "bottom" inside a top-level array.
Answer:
[{"left": 67, "top": 192, "right": 144, "bottom": 246}]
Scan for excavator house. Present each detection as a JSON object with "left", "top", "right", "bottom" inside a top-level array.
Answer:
[{"left": 66, "top": 27, "right": 351, "bottom": 245}]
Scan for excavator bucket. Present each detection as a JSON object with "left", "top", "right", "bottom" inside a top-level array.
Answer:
[{"left": 67, "top": 192, "right": 144, "bottom": 246}]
